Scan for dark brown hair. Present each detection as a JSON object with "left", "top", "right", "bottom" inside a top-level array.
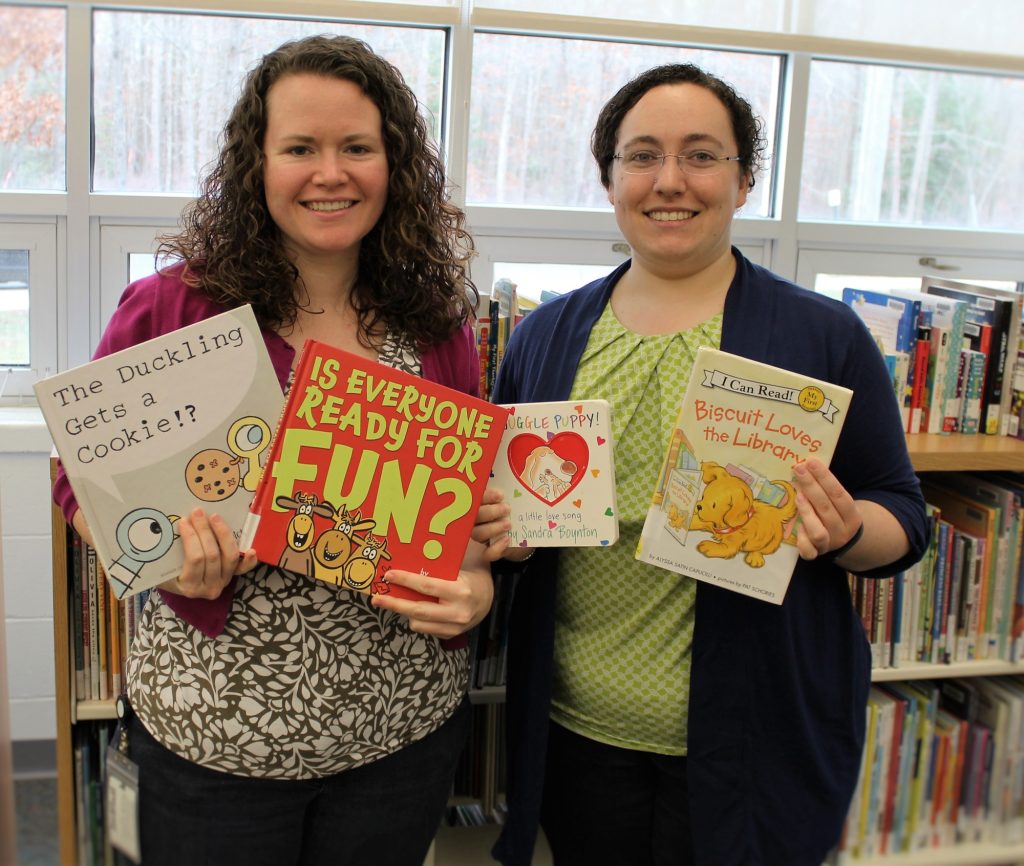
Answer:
[
  {"left": 591, "top": 63, "right": 767, "bottom": 191},
  {"left": 158, "top": 34, "right": 476, "bottom": 347}
]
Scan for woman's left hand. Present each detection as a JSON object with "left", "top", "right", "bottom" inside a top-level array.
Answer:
[
  {"left": 371, "top": 561, "right": 494, "bottom": 639},
  {"left": 792, "top": 459, "right": 862, "bottom": 561}
]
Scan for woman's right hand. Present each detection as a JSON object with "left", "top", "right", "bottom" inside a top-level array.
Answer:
[{"left": 159, "top": 507, "right": 259, "bottom": 599}]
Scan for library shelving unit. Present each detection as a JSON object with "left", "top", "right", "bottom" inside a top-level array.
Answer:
[{"left": 50, "top": 438, "right": 1024, "bottom": 866}]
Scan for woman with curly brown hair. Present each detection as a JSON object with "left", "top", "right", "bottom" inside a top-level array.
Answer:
[{"left": 53, "top": 34, "right": 491, "bottom": 866}]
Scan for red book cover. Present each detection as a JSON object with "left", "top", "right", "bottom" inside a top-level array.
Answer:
[
  {"left": 909, "top": 326, "right": 932, "bottom": 433},
  {"left": 241, "top": 340, "right": 509, "bottom": 602}
]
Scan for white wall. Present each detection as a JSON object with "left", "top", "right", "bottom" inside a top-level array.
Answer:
[{"left": 1, "top": 409, "right": 56, "bottom": 741}]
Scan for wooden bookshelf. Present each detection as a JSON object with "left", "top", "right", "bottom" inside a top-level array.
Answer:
[
  {"left": 49, "top": 436, "right": 1024, "bottom": 865},
  {"left": 906, "top": 433, "right": 1024, "bottom": 472}
]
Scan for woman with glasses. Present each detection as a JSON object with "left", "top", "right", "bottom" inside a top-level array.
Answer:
[
  {"left": 476, "top": 64, "right": 929, "bottom": 866},
  {"left": 53, "top": 34, "right": 493, "bottom": 866}
]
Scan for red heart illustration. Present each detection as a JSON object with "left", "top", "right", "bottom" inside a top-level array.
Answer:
[{"left": 507, "top": 432, "right": 589, "bottom": 506}]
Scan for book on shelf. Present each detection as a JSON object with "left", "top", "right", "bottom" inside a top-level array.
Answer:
[
  {"left": 842, "top": 288, "right": 917, "bottom": 428},
  {"left": 35, "top": 305, "right": 285, "bottom": 598},
  {"left": 924, "top": 277, "right": 1022, "bottom": 437},
  {"left": 634, "top": 347, "right": 853, "bottom": 605},
  {"left": 488, "top": 399, "right": 618, "bottom": 548},
  {"left": 239, "top": 339, "right": 509, "bottom": 602},
  {"left": 960, "top": 348, "right": 987, "bottom": 434}
]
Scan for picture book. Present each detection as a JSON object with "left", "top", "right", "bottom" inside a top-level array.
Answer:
[
  {"left": 488, "top": 399, "right": 618, "bottom": 548},
  {"left": 635, "top": 347, "right": 853, "bottom": 605},
  {"left": 35, "top": 305, "right": 285, "bottom": 598},
  {"left": 239, "top": 340, "right": 510, "bottom": 602}
]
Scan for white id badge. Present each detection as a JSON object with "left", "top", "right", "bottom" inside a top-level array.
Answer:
[{"left": 106, "top": 746, "right": 141, "bottom": 863}]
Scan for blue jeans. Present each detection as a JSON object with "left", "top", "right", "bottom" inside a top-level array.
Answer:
[
  {"left": 126, "top": 696, "right": 470, "bottom": 866},
  {"left": 539, "top": 721, "right": 694, "bottom": 866}
]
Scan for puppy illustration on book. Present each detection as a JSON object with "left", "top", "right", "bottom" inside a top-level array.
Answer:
[
  {"left": 522, "top": 445, "right": 579, "bottom": 501},
  {"left": 690, "top": 462, "right": 797, "bottom": 568}
]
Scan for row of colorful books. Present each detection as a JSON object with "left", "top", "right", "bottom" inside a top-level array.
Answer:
[
  {"left": 67, "top": 531, "right": 149, "bottom": 704},
  {"left": 831, "top": 676, "right": 1024, "bottom": 863},
  {"left": 476, "top": 278, "right": 537, "bottom": 401},
  {"left": 857, "top": 473, "right": 1024, "bottom": 671},
  {"left": 843, "top": 277, "right": 1023, "bottom": 438}
]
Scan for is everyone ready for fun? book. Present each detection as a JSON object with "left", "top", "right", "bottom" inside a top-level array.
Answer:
[
  {"left": 35, "top": 305, "right": 285, "bottom": 598},
  {"left": 240, "top": 340, "right": 510, "bottom": 602},
  {"left": 635, "top": 347, "right": 853, "bottom": 605},
  {"left": 489, "top": 399, "right": 618, "bottom": 549}
]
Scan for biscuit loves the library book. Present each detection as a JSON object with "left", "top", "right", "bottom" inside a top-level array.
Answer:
[
  {"left": 240, "top": 340, "right": 510, "bottom": 602},
  {"left": 636, "top": 347, "right": 852, "bottom": 604},
  {"left": 36, "top": 305, "right": 285, "bottom": 599},
  {"left": 490, "top": 399, "right": 618, "bottom": 548}
]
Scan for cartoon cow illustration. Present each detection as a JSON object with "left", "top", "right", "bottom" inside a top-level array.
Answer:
[
  {"left": 343, "top": 532, "right": 392, "bottom": 593},
  {"left": 275, "top": 492, "right": 335, "bottom": 579},
  {"left": 312, "top": 505, "right": 376, "bottom": 586}
]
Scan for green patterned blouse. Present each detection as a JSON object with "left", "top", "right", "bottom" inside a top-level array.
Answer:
[{"left": 551, "top": 303, "right": 722, "bottom": 755}]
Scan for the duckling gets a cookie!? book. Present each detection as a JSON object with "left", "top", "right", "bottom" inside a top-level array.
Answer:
[{"left": 635, "top": 348, "right": 852, "bottom": 604}]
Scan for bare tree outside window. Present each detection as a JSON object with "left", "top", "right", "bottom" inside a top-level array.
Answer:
[
  {"left": 467, "top": 32, "right": 780, "bottom": 216},
  {"left": 92, "top": 12, "right": 446, "bottom": 194},
  {"left": 802, "top": 60, "right": 1024, "bottom": 231}
]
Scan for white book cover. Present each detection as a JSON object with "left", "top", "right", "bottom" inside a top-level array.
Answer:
[
  {"left": 635, "top": 347, "right": 852, "bottom": 605},
  {"left": 490, "top": 399, "right": 618, "bottom": 548},
  {"left": 35, "top": 305, "right": 285, "bottom": 598}
]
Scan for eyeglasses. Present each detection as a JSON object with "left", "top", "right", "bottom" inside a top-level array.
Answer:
[{"left": 613, "top": 149, "right": 742, "bottom": 176}]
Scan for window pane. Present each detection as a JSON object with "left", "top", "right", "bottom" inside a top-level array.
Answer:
[
  {"left": 92, "top": 12, "right": 446, "bottom": 194},
  {"left": 809, "top": 0, "right": 1024, "bottom": 56},
  {"left": 0, "top": 250, "right": 30, "bottom": 367},
  {"left": 801, "top": 61, "right": 1024, "bottom": 231},
  {"left": 475, "top": 0, "right": 784, "bottom": 32},
  {"left": 0, "top": 5, "right": 66, "bottom": 191},
  {"left": 468, "top": 33, "right": 780, "bottom": 216}
]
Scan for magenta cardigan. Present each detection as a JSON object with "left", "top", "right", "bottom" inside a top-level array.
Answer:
[{"left": 53, "top": 268, "right": 481, "bottom": 644}]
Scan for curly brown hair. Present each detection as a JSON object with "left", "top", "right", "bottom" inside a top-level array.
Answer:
[
  {"left": 591, "top": 63, "right": 768, "bottom": 192},
  {"left": 158, "top": 34, "right": 477, "bottom": 348}
]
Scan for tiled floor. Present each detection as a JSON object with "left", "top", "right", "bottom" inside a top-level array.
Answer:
[{"left": 13, "top": 775, "right": 59, "bottom": 866}]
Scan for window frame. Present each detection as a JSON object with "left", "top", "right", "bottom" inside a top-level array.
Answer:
[{"left": 0, "top": 221, "right": 59, "bottom": 400}]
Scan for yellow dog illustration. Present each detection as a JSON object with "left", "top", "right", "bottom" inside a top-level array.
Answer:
[{"left": 692, "top": 462, "right": 797, "bottom": 568}]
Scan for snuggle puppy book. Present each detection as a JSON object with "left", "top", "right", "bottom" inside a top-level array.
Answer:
[
  {"left": 240, "top": 340, "right": 510, "bottom": 602},
  {"left": 490, "top": 399, "right": 618, "bottom": 548},
  {"left": 635, "top": 347, "right": 852, "bottom": 604},
  {"left": 35, "top": 305, "right": 285, "bottom": 598}
]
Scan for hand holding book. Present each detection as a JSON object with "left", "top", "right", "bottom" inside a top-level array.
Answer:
[
  {"left": 791, "top": 459, "right": 865, "bottom": 565},
  {"left": 371, "top": 552, "right": 496, "bottom": 638}
]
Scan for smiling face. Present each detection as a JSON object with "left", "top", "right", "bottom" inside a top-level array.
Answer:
[
  {"left": 262, "top": 73, "right": 389, "bottom": 274},
  {"left": 606, "top": 82, "right": 749, "bottom": 281}
]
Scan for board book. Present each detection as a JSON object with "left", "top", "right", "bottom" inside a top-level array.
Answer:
[
  {"left": 489, "top": 399, "right": 618, "bottom": 548},
  {"left": 239, "top": 340, "right": 510, "bottom": 602},
  {"left": 635, "top": 347, "right": 853, "bottom": 604},
  {"left": 35, "top": 304, "right": 285, "bottom": 598}
]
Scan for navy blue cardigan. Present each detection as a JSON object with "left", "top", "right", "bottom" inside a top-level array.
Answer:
[{"left": 490, "top": 251, "right": 929, "bottom": 866}]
